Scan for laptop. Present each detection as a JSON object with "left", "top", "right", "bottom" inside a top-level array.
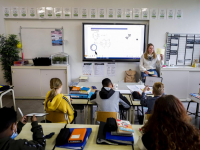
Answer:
[{"left": 145, "top": 76, "right": 163, "bottom": 87}]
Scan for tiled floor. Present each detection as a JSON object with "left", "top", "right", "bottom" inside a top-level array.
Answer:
[{"left": 1, "top": 95, "right": 200, "bottom": 129}]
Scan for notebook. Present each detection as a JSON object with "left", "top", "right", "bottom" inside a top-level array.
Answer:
[
  {"left": 106, "top": 132, "right": 134, "bottom": 145},
  {"left": 57, "top": 128, "right": 92, "bottom": 150},
  {"left": 68, "top": 128, "right": 87, "bottom": 143}
]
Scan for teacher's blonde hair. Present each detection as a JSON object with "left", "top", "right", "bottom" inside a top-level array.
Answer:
[{"left": 144, "top": 43, "right": 157, "bottom": 60}]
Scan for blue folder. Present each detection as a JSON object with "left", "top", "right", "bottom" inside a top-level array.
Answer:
[
  {"left": 105, "top": 132, "right": 133, "bottom": 145},
  {"left": 56, "top": 128, "right": 92, "bottom": 150}
]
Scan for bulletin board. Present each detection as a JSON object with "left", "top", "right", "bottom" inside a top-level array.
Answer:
[{"left": 166, "top": 33, "right": 200, "bottom": 65}]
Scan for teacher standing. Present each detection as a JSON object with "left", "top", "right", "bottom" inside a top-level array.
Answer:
[{"left": 139, "top": 43, "right": 163, "bottom": 82}]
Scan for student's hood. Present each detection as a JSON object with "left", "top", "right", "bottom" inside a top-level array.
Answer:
[{"left": 46, "top": 93, "right": 65, "bottom": 111}]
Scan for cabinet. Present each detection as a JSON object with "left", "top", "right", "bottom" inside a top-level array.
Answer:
[
  {"left": 11, "top": 65, "right": 71, "bottom": 99},
  {"left": 161, "top": 67, "right": 200, "bottom": 100}
]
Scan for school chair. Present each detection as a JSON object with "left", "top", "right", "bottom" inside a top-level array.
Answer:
[
  {"left": 143, "top": 114, "right": 152, "bottom": 125},
  {"left": 186, "top": 100, "right": 200, "bottom": 118},
  {"left": 94, "top": 111, "right": 120, "bottom": 124},
  {"left": 45, "top": 110, "right": 70, "bottom": 123}
]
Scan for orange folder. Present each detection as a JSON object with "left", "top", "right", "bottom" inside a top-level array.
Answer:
[
  {"left": 68, "top": 128, "right": 87, "bottom": 143},
  {"left": 72, "top": 87, "right": 80, "bottom": 91}
]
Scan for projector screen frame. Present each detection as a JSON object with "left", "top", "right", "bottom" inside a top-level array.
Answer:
[{"left": 82, "top": 22, "right": 148, "bottom": 62}]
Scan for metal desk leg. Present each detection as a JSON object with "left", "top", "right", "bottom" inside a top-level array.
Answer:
[
  {"left": 84, "top": 105, "right": 88, "bottom": 124},
  {"left": 129, "top": 107, "right": 132, "bottom": 122},
  {"left": 132, "top": 106, "right": 135, "bottom": 124},
  {"left": 196, "top": 103, "right": 199, "bottom": 119},
  {"left": 0, "top": 89, "right": 16, "bottom": 111},
  {"left": 90, "top": 106, "right": 93, "bottom": 124},
  {"left": 11, "top": 89, "right": 16, "bottom": 111},
  {"left": 88, "top": 105, "right": 91, "bottom": 124}
]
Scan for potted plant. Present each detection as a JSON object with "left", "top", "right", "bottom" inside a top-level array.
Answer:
[
  {"left": 59, "top": 57, "right": 63, "bottom": 64},
  {"left": 53, "top": 57, "right": 60, "bottom": 64},
  {"left": 0, "top": 34, "right": 20, "bottom": 84},
  {"left": 62, "top": 57, "right": 67, "bottom": 64}
]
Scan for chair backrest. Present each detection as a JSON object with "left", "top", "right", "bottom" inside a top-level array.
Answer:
[
  {"left": 46, "top": 110, "right": 68, "bottom": 123},
  {"left": 143, "top": 114, "right": 152, "bottom": 124},
  {"left": 95, "top": 111, "right": 119, "bottom": 123}
]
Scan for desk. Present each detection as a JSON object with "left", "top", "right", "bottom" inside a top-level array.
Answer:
[
  {"left": 0, "top": 86, "right": 16, "bottom": 111},
  {"left": 77, "top": 82, "right": 142, "bottom": 124},
  {"left": 15, "top": 123, "right": 142, "bottom": 150}
]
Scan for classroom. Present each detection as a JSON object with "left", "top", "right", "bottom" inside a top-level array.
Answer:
[{"left": 0, "top": 0, "right": 200, "bottom": 150}]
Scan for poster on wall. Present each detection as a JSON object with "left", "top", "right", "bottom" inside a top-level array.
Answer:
[
  {"left": 150, "top": 8, "right": 158, "bottom": 19},
  {"left": 72, "top": 7, "right": 79, "bottom": 19},
  {"left": 11, "top": 7, "right": 19, "bottom": 18},
  {"left": 107, "top": 62, "right": 116, "bottom": 76},
  {"left": 159, "top": 9, "right": 166, "bottom": 19},
  {"left": 81, "top": 8, "right": 88, "bottom": 19},
  {"left": 98, "top": 8, "right": 106, "bottom": 19},
  {"left": 141, "top": 8, "right": 149, "bottom": 19},
  {"left": 83, "top": 63, "right": 93, "bottom": 75},
  {"left": 124, "top": 8, "right": 132, "bottom": 19},
  {"left": 133, "top": 8, "right": 141, "bottom": 19},
  {"left": 54, "top": 7, "right": 62, "bottom": 19},
  {"left": 51, "top": 30, "right": 63, "bottom": 46},
  {"left": 63, "top": 7, "right": 71, "bottom": 19},
  {"left": 3, "top": 7, "right": 10, "bottom": 18},
  {"left": 175, "top": 9, "right": 183, "bottom": 19},
  {"left": 94, "top": 63, "right": 105, "bottom": 76},
  {"left": 46, "top": 7, "right": 54, "bottom": 19},
  {"left": 37, "top": 7, "right": 45, "bottom": 19},
  {"left": 89, "top": 8, "right": 97, "bottom": 19},
  {"left": 116, "top": 8, "right": 123, "bottom": 19},
  {"left": 20, "top": 7, "right": 27, "bottom": 18},
  {"left": 107, "top": 8, "right": 115, "bottom": 19},
  {"left": 29, "top": 7, "right": 37, "bottom": 18},
  {"left": 167, "top": 9, "right": 175, "bottom": 19}
]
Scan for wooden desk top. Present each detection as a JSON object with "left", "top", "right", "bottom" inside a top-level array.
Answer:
[{"left": 16, "top": 123, "right": 142, "bottom": 150}]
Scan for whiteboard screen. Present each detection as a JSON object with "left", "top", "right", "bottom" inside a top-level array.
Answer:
[
  {"left": 145, "top": 76, "right": 163, "bottom": 87},
  {"left": 21, "top": 29, "right": 62, "bottom": 59}
]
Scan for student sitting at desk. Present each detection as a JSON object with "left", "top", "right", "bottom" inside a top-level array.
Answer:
[
  {"left": 0, "top": 107, "right": 46, "bottom": 150},
  {"left": 45, "top": 78, "right": 75, "bottom": 124},
  {"left": 139, "top": 82, "right": 164, "bottom": 114},
  {"left": 90, "top": 78, "right": 130, "bottom": 112},
  {"left": 139, "top": 95, "right": 200, "bottom": 150}
]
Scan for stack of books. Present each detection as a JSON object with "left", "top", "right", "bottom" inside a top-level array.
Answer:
[
  {"left": 56, "top": 128, "right": 92, "bottom": 150},
  {"left": 97, "top": 120, "right": 134, "bottom": 145},
  {"left": 80, "top": 87, "right": 91, "bottom": 94}
]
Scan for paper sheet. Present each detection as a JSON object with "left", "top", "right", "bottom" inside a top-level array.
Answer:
[
  {"left": 156, "top": 48, "right": 165, "bottom": 55},
  {"left": 107, "top": 62, "right": 116, "bottom": 76},
  {"left": 26, "top": 113, "right": 49, "bottom": 117},
  {"left": 82, "top": 63, "right": 93, "bottom": 75},
  {"left": 127, "top": 85, "right": 152, "bottom": 94},
  {"left": 94, "top": 63, "right": 105, "bottom": 76}
]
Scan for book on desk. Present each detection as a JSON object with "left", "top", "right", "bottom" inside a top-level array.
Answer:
[
  {"left": 97, "top": 122, "right": 134, "bottom": 145},
  {"left": 56, "top": 128, "right": 92, "bottom": 150}
]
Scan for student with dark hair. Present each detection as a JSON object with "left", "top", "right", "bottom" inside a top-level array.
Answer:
[
  {"left": 90, "top": 78, "right": 130, "bottom": 112},
  {"left": 0, "top": 107, "right": 46, "bottom": 150},
  {"left": 139, "top": 95, "right": 200, "bottom": 150}
]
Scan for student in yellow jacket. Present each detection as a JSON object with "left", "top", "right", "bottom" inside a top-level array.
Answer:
[{"left": 44, "top": 78, "right": 74, "bottom": 124}]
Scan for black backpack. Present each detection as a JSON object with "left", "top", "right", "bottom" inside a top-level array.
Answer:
[{"left": 52, "top": 124, "right": 71, "bottom": 149}]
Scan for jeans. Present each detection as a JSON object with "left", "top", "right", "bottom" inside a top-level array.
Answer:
[{"left": 141, "top": 69, "right": 158, "bottom": 83}]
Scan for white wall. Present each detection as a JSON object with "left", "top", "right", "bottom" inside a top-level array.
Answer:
[{"left": 0, "top": 0, "right": 200, "bottom": 84}]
